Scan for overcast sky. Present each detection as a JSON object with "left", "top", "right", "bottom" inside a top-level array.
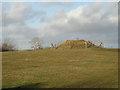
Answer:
[{"left": 2, "top": 2, "right": 118, "bottom": 49}]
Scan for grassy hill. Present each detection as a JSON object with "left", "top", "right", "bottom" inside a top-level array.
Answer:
[
  {"left": 2, "top": 48, "right": 118, "bottom": 88},
  {"left": 57, "top": 40, "right": 100, "bottom": 49}
]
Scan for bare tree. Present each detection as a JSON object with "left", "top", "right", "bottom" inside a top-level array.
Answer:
[
  {"left": 51, "top": 43, "right": 57, "bottom": 48},
  {"left": 51, "top": 41, "right": 63, "bottom": 49},
  {"left": 1, "top": 38, "right": 16, "bottom": 51},
  {"left": 29, "top": 37, "right": 43, "bottom": 50},
  {"left": 99, "top": 41, "right": 104, "bottom": 48}
]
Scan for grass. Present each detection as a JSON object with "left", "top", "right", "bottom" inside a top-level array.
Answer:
[{"left": 2, "top": 48, "right": 118, "bottom": 88}]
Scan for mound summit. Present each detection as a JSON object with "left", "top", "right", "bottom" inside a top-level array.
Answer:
[{"left": 57, "top": 40, "right": 101, "bottom": 49}]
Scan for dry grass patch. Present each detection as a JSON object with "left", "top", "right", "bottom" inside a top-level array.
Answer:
[{"left": 2, "top": 48, "right": 118, "bottom": 88}]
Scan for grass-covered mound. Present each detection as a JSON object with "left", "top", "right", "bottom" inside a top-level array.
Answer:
[{"left": 57, "top": 40, "right": 100, "bottom": 49}]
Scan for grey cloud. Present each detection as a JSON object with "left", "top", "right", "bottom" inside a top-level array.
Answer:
[
  {"left": 36, "top": 2, "right": 118, "bottom": 48},
  {"left": 2, "top": 23, "right": 41, "bottom": 49},
  {"left": 3, "top": 24, "right": 39, "bottom": 40},
  {"left": 2, "top": 2, "right": 46, "bottom": 26},
  {"left": 2, "top": 2, "right": 118, "bottom": 49}
]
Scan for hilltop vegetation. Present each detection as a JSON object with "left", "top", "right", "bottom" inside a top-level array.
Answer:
[{"left": 57, "top": 40, "right": 101, "bottom": 49}]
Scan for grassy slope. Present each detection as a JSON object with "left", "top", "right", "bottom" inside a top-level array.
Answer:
[{"left": 2, "top": 48, "right": 118, "bottom": 88}]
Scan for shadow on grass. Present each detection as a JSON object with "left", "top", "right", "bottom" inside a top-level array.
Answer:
[
  {"left": 2, "top": 83, "right": 47, "bottom": 89},
  {"left": 15, "top": 83, "right": 42, "bottom": 88}
]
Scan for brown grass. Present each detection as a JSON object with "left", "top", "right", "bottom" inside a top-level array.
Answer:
[
  {"left": 57, "top": 40, "right": 100, "bottom": 49},
  {"left": 2, "top": 48, "right": 118, "bottom": 88}
]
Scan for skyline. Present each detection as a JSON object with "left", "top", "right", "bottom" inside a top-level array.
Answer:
[{"left": 1, "top": 2, "right": 118, "bottom": 49}]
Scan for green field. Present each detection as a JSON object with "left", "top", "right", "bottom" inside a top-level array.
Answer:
[{"left": 2, "top": 48, "right": 118, "bottom": 88}]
